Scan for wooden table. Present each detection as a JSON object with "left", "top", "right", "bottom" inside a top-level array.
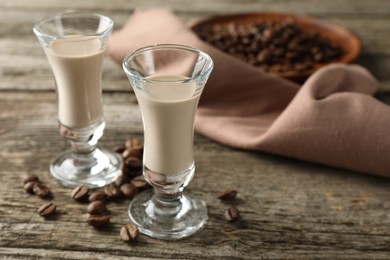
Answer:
[{"left": 1, "top": 0, "right": 390, "bottom": 259}]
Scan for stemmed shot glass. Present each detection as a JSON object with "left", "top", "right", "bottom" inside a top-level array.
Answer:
[
  {"left": 33, "top": 12, "right": 122, "bottom": 188},
  {"left": 123, "top": 44, "right": 213, "bottom": 239}
]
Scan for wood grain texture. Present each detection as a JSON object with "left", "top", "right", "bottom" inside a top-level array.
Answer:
[
  {"left": 2, "top": 92, "right": 390, "bottom": 259},
  {"left": 1, "top": 0, "right": 390, "bottom": 259}
]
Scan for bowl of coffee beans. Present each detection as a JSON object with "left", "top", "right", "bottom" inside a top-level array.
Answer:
[{"left": 192, "top": 12, "right": 360, "bottom": 82}]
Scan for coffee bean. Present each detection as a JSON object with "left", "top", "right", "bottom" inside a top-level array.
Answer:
[
  {"left": 115, "top": 174, "right": 131, "bottom": 187},
  {"left": 88, "top": 191, "right": 107, "bottom": 202},
  {"left": 294, "top": 62, "right": 311, "bottom": 71},
  {"left": 33, "top": 183, "right": 51, "bottom": 198},
  {"left": 313, "top": 52, "right": 324, "bottom": 62},
  {"left": 114, "top": 145, "right": 126, "bottom": 154},
  {"left": 71, "top": 185, "right": 89, "bottom": 201},
  {"left": 120, "top": 183, "right": 138, "bottom": 200},
  {"left": 262, "top": 28, "right": 274, "bottom": 42},
  {"left": 224, "top": 207, "right": 240, "bottom": 222},
  {"left": 125, "top": 138, "right": 141, "bottom": 149},
  {"left": 217, "top": 189, "right": 238, "bottom": 200},
  {"left": 104, "top": 183, "right": 123, "bottom": 200},
  {"left": 120, "top": 223, "right": 139, "bottom": 242},
  {"left": 37, "top": 202, "right": 56, "bottom": 217},
  {"left": 122, "top": 146, "right": 143, "bottom": 160},
  {"left": 131, "top": 175, "right": 150, "bottom": 190},
  {"left": 24, "top": 181, "right": 38, "bottom": 194},
  {"left": 124, "top": 156, "right": 142, "bottom": 168},
  {"left": 87, "top": 200, "right": 106, "bottom": 214},
  {"left": 87, "top": 215, "right": 110, "bottom": 228},
  {"left": 122, "top": 156, "right": 142, "bottom": 177},
  {"left": 22, "top": 174, "right": 39, "bottom": 184},
  {"left": 256, "top": 49, "right": 271, "bottom": 63}
]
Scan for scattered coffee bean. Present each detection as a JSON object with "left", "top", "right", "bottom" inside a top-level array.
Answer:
[
  {"left": 194, "top": 18, "right": 344, "bottom": 75},
  {"left": 114, "top": 145, "right": 126, "bottom": 154},
  {"left": 71, "top": 185, "right": 89, "bottom": 201},
  {"left": 217, "top": 189, "right": 238, "bottom": 201},
  {"left": 131, "top": 175, "right": 150, "bottom": 190},
  {"left": 87, "top": 215, "right": 110, "bottom": 228},
  {"left": 87, "top": 200, "right": 106, "bottom": 214},
  {"left": 122, "top": 146, "right": 143, "bottom": 160},
  {"left": 125, "top": 138, "right": 141, "bottom": 149},
  {"left": 104, "top": 183, "right": 123, "bottom": 200},
  {"left": 24, "top": 181, "right": 38, "bottom": 194},
  {"left": 37, "top": 202, "right": 56, "bottom": 217},
  {"left": 224, "top": 207, "right": 240, "bottom": 222},
  {"left": 120, "top": 167, "right": 135, "bottom": 180},
  {"left": 88, "top": 191, "right": 107, "bottom": 203},
  {"left": 120, "top": 223, "right": 139, "bottom": 242},
  {"left": 33, "top": 183, "right": 51, "bottom": 198},
  {"left": 122, "top": 156, "right": 142, "bottom": 177},
  {"left": 120, "top": 183, "right": 138, "bottom": 200},
  {"left": 23, "top": 174, "right": 39, "bottom": 184},
  {"left": 124, "top": 156, "right": 142, "bottom": 168},
  {"left": 115, "top": 174, "right": 131, "bottom": 187}
]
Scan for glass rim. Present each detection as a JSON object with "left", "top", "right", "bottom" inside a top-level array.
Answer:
[
  {"left": 122, "top": 44, "right": 214, "bottom": 84},
  {"left": 33, "top": 11, "right": 114, "bottom": 40}
]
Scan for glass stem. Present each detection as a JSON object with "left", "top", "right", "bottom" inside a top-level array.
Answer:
[
  {"left": 68, "top": 140, "right": 99, "bottom": 171},
  {"left": 152, "top": 188, "right": 184, "bottom": 218},
  {"left": 59, "top": 120, "right": 105, "bottom": 163},
  {"left": 144, "top": 163, "right": 195, "bottom": 218},
  {"left": 70, "top": 140, "right": 97, "bottom": 154}
]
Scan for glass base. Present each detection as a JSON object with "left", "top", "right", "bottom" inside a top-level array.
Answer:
[
  {"left": 128, "top": 189, "right": 208, "bottom": 240},
  {"left": 50, "top": 148, "right": 122, "bottom": 188}
]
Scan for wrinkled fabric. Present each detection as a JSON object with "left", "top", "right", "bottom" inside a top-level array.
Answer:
[{"left": 108, "top": 9, "right": 390, "bottom": 177}]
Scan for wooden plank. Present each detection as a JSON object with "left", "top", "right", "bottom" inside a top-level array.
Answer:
[{"left": 1, "top": 91, "right": 390, "bottom": 259}]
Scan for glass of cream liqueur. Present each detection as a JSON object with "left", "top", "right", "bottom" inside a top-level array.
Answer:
[
  {"left": 123, "top": 44, "right": 213, "bottom": 239},
  {"left": 33, "top": 12, "right": 122, "bottom": 188}
]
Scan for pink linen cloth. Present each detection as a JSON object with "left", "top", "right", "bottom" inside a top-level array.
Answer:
[{"left": 108, "top": 9, "right": 390, "bottom": 178}]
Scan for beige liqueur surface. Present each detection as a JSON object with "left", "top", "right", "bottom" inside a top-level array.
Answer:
[
  {"left": 45, "top": 36, "right": 105, "bottom": 128},
  {"left": 134, "top": 74, "right": 199, "bottom": 174}
]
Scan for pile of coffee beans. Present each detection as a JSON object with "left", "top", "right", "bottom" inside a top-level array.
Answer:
[
  {"left": 23, "top": 174, "right": 52, "bottom": 199},
  {"left": 69, "top": 185, "right": 108, "bottom": 228},
  {"left": 67, "top": 138, "right": 151, "bottom": 242},
  {"left": 194, "top": 18, "right": 344, "bottom": 74}
]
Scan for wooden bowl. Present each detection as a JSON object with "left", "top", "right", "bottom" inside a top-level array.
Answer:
[{"left": 191, "top": 12, "right": 361, "bottom": 83}]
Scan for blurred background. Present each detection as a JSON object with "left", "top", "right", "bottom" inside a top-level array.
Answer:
[{"left": 1, "top": 0, "right": 389, "bottom": 91}]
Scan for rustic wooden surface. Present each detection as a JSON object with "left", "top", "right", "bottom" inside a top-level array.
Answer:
[{"left": 1, "top": 0, "right": 390, "bottom": 259}]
